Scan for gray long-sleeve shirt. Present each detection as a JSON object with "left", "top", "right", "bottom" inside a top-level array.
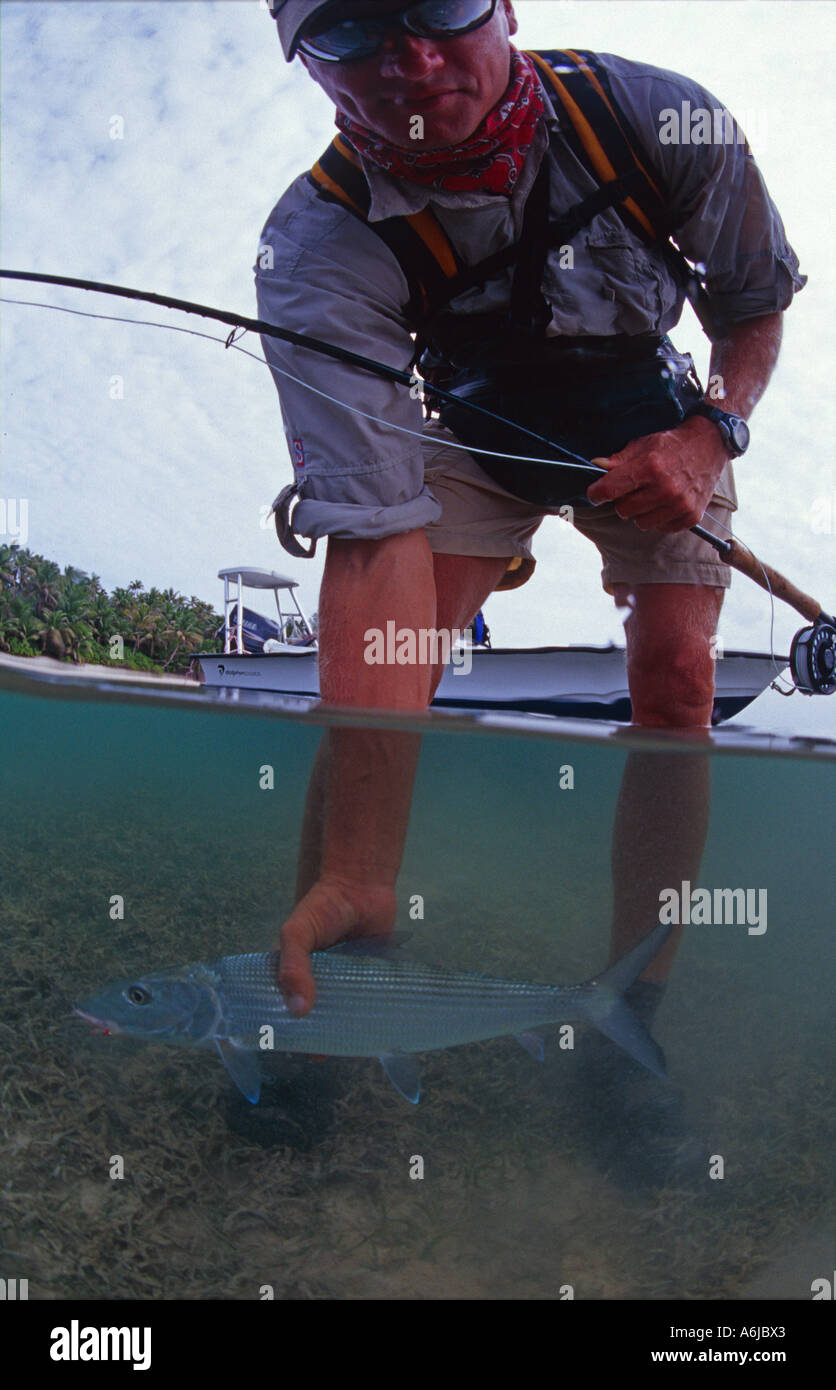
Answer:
[{"left": 255, "top": 50, "right": 805, "bottom": 546}]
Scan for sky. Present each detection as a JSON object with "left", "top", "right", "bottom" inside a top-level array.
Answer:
[{"left": 1, "top": 0, "right": 834, "bottom": 736}]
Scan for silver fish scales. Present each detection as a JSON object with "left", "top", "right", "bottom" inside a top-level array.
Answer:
[
  {"left": 75, "top": 925, "right": 671, "bottom": 1105},
  {"left": 218, "top": 950, "right": 586, "bottom": 1052}
]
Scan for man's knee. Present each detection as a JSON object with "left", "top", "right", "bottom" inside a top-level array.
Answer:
[
  {"left": 621, "top": 584, "right": 723, "bottom": 728},
  {"left": 628, "top": 640, "right": 716, "bottom": 726}
]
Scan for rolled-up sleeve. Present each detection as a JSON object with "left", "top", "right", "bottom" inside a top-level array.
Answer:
[
  {"left": 604, "top": 56, "right": 807, "bottom": 335},
  {"left": 255, "top": 179, "right": 441, "bottom": 551}
]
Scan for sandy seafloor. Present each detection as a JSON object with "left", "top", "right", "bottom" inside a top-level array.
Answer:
[{"left": 0, "top": 671, "right": 833, "bottom": 1301}]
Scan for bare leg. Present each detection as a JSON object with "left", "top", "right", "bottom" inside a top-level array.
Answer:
[
  {"left": 430, "top": 553, "right": 510, "bottom": 684},
  {"left": 295, "top": 733, "right": 330, "bottom": 902},
  {"left": 292, "top": 552, "right": 508, "bottom": 902},
  {"left": 568, "top": 582, "right": 727, "bottom": 1186},
  {"left": 610, "top": 582, "right": 724, "bottom": 982},
  {"left": 611, "top": 746, "right": 711, "bottom": 981}
]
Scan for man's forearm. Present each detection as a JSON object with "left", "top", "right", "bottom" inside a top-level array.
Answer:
[
  {"left": 316, "top": 528, "right": 436, "bottom": 890},
  {"left": 587, "top": 310, "right": 785, "bottom": 527},
  {"left": 672, "top": 310, "right": 784, "bottom": 487},
  {"left": 706, "top": 310, "right": 783, "bottom": 419}
]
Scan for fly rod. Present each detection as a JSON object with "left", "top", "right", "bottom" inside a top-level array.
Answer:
[{"left": 1, "top": 267, "right": 833, "bottom": 694}]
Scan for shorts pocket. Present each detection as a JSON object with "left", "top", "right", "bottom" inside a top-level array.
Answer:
[{"left": 711, "top": 459, "right": 738, "bottom": 511}]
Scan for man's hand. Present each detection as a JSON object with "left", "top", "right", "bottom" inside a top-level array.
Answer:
[
  {"left": 586, "top": 414, "right": 728, "bottom": 532},
  {"left": 277, "top": 876, "right": 398, "bottom": 1016},
  {"left": 585, "top": 312, "right": 785, "bottom": 531},
  {"left": 273, "top": 532, "right": 433, "bottom": 1016}
]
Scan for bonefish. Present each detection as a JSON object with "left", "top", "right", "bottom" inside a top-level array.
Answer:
[{"left": 75, "top": 924, "right": 671, "bottom": 1104}]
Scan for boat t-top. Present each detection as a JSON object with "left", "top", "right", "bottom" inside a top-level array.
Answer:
[{"left": 218, "top": 566, "right": 317, "bottom": 655}]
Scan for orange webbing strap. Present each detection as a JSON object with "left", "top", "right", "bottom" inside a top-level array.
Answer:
[
  {"left": 526, "top": 49, "right": 665, "bottom": 241},
  {"left": 310, "top": 135, "right": 369, "bottom": 216},
  {"left": 403, "top": 209, "right": 460, "bottom": 281},
  {"left": 560, "top": 49, "right": 665, "bottom": 202},
  {"left": 309, "top": 138, "right": 462, "bottom": 318}
]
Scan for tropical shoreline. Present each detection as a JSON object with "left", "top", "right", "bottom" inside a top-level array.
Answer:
[{"left": 0, "top": 650, "right": 197, "bottom": 687}]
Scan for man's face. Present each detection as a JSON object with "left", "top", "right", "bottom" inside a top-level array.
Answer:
[{"left": 299, "top": 0, "right": 519, "bottom": 148}]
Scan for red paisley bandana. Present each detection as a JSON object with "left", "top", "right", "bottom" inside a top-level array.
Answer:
[{"left": 335, "top": 47, "right": 545, "bottom": 196}]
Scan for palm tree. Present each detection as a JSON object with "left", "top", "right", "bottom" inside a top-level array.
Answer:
[
  {"left": 7, "top": 546, "right": 35, "bottom": 596},
  {"left": 40, "top": 607, "right": 73, "bottom": 659},
  {"left": 87, "top": 590, "right": 122, "bottom": 652},
  {"left": 160, "top": 604, "right": 204, "bottom": 669},
  {"left": 5, "top": 597, "right": 45, "bottom": 652},
  {"left": 0, "top": 544, "right": 21, "bottom": 590},
  {"left": 41, "top": 583, "right": 93, "bottom": 662},
  {"left": 31, "top": 558, "right": 63, "bottom": 616},
  {"left": 132, "top": 595, "right": 165, "bottom": 659},
  {"left": 62, "top": 563, "right": 89, "bottom": 587},
  {"left": 1, "top": 551, "right": 221, "bottom": 670}
]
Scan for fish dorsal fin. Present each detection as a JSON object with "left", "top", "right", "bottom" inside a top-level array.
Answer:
[
  {"left": 379, "top": 1054, "right": 421, "bottom": 1104},
  {"left": 214, "top": 1039, "right": 262, "bottom": 1104},
  {"left": 325, "top": 932, "right": 412, "bottom": 959}
]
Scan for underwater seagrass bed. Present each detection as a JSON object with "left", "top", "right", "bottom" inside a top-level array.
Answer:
[{"left": 0, "top": 679, "right": 833, "bottom": 1300}]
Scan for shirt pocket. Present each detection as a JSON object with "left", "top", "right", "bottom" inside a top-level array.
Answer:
[{"left": 584, "top": 223, "right": 669, "bottom": 332}]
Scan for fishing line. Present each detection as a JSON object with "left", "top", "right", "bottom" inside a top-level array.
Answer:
[
  {"left": 0, "top": 291, "right": 797, "bottom": 682},
  {"left": 4, "top": 281, "right": 832, "bottom": 695},
  {"left": 0, "top": 269, "right": 601, "bottom": 472},
  {"left": 0, "top": 293, "right": 609, "bottom": 470},
  {"left": 698, "top": 507, "right": 789, "bottom": 688}
]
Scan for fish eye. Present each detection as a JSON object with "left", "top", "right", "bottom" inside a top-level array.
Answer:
[{"left": 125, "top": 984, "right": 152, "bottom": 1006}]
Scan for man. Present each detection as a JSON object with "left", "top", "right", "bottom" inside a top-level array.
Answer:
[{"left": 255, "top": 1, "right": 803, "bottom": 1026}]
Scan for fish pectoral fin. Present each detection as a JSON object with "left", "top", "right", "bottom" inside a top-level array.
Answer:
[
  {"left": 379, "top": 1054, "right": 421, "bottom": 1104},
  {"left": 515, "top": 1031, "right": 545, "bottom": 1062},
  {"left": 214, "top": 1039, "right": 262, "bottom": 1104}
]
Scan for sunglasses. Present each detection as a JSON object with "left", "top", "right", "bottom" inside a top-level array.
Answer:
[{"left": 299, "top": 0, "right": 499, "bottom": 64}]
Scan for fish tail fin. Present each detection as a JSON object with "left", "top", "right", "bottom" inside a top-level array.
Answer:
[{"left": 579, "top": 922, "right": 671, "bottom": 1078}]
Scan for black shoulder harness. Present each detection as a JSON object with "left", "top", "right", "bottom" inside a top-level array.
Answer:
[{"left": 308, "top": 50, "right": 715, "bottom": 342}]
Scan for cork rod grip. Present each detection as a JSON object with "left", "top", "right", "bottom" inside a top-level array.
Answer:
[{"left": 724, "top": 539, "right": 823, "bottom": 623}]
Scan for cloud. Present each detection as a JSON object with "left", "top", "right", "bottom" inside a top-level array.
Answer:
[{"left": 1, "top": 1, "right": 833, "bottom": 734}]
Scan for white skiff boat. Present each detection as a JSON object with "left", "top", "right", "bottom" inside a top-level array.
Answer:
[{"left": 189, "top": 567, "right": 784, "bottom": 725}]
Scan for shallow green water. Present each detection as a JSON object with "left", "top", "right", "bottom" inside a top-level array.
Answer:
[{"left": 0, "top": 679, "right": 833, "bottom": 1300}]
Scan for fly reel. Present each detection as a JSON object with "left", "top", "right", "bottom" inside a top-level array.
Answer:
[{"left": 789, "top": 615, "right": 836, "bottom": 695}]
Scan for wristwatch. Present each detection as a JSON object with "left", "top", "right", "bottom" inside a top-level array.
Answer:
[{"left": 693, "top": 404, "right": 751, "bottom": 458}]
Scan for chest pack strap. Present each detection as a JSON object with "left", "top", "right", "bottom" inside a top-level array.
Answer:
[
  {"left": 530, "top": 50, "right": 670, "bottom": 241},
  {"left": 307, "top": 50, "right": 711, "bottom": 337},
  {"left": 536, "top": 49, "right": 715, "bottom": 333},
  {"left": 309, "top": 134, "right": 465, "bottom": 322}
]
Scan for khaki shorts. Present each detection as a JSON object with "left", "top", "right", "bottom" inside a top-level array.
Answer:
[{"left": 421, "top": 418, "right": 737, "bottom": 594}]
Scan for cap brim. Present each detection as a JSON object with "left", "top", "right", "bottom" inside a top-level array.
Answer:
[{"left": 275, "top": 0, "right": 339, "bottom": 61}]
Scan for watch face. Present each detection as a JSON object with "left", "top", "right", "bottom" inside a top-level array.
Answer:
[{"left": 729, "top": 416, "right": 750, "bottom": 452}]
